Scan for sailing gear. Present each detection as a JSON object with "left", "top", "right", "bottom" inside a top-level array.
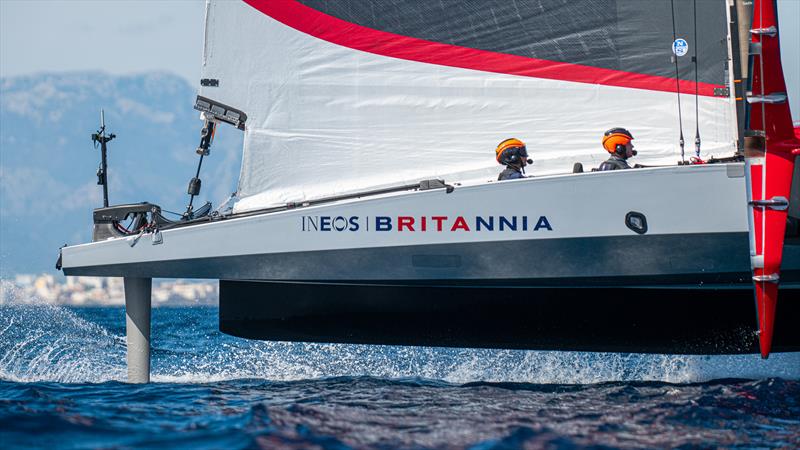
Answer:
[
  {"left": 598, "top": 127, "right": 636, "bottom": 171},
  {"left": 498, "top": 166, "right": 524, "bottom": 181},
  {"left": 495, "top": 138, "right": 528, "bottom": 165},
  {"left": 496, "top": 138, "right": 530, "bottom": 180},
  {"left": 602, "top": 128, "right": 634, "bottom": 154},
  {"left": 597, "top": 155, "right": 631, "bottom": 171}
]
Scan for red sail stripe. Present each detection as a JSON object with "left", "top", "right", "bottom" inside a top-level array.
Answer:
[{"left": 244, "top": 0, "right": 725, "bottom": 97}]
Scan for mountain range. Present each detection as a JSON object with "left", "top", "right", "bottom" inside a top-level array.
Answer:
[{"left": 0, "top": 72, "right": 243, "bottom": 275}]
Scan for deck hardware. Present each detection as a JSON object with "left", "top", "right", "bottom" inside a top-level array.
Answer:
[
  {"left": 752, "top": 274, "right": 779, "bottom": 283},
  {"left": 194, "top": 95, "right": 247, "bottom": 130},
  {"left": 55, "top": 245, "right": 65, "bottom": 270},
  {"left": 746, "top": 92, "right": 787, "bottom": 104},
  {"left": 625, "top": 211, "right": 648, "bottom": 234},
  {"left": 750, "top": 26, "right": 777, "bottom": 37},
  {"left": 152, "top": 229, "right": 163, "bottom": 245},
  {"left": 749, "top": 196, "right": 789, "bottom": 211},
  {"left": 128, "top": 230, "right": 145, "bottom": 247}
]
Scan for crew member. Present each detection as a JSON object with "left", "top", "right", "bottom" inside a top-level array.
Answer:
[
  {"left": 598, "top": 128, "right": 637, "bottom": 171},
  {"left": 496, "top": 138, "right": 531, "bottom": 181}
]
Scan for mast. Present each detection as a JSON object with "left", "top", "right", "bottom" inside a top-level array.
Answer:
[
  {"left": 732, "top": 0, "right": 754, "bottom": 150},
  {"left": 743, "top": 0, "right": 800, "bottom": 358}
]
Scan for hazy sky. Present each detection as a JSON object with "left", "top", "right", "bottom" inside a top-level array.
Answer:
[
  {"left": 1, "top": 0, "right": 205, "bottom": 83},
  {"left": 1, "top": 0, "right": 798, "bottom": 118}
]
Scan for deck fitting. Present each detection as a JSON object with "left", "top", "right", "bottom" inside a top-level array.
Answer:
[
  {"left": 749, "top": 196, "right": 789, "bottom": 211},
  {"left": 750, "top": 26, "right": 777, "bottom": 37},
  {"left": 752, "top": 274, "right": 780, "bottom": 283},
  {"left": 746, "top": 92, "right": 787, "bottom": 104}
]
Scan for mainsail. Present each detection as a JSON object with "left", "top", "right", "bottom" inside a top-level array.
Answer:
[{"left": 200, "top": 0, "right": 738, "bottom": 212}]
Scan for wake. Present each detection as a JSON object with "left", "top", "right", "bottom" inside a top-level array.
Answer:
[{"left": 2, "top": 281, "right": 799, "bottom": 384}]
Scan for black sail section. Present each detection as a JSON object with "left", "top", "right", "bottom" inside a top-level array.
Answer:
[
  {"left": 297, "top": 0, "right": 728, "bottom": 85},
  {"left": 617, "top": 0, "right": 729, "bottom": 86}
]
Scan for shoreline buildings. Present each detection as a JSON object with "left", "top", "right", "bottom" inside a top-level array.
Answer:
[{"left": 1, "top": 274, "right": 217, "bottom": 307}]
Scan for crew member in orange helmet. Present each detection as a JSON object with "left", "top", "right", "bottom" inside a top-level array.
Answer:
[
  {"left": 495, "top": 138, "right": 532, "bottom": 181},
  {"left": 598, "top": 128, "right": 637, "bottom": 171}
]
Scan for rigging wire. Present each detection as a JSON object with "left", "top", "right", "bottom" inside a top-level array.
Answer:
[
  {"left": 692, "top": 0, "right": 701, "bottom": 158},
  {"left": 670, "top": 0, "right": 686, "bottom": 163},
  {"left": 160, "top": 209, "right": 185, "bottom": 217},
  {"left": 757, "top": 0, "right": 767, "bottom": 147}
]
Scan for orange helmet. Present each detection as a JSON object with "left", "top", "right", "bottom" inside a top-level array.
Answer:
[
  {"left": 495, "top": 138, "right": 528, "bottom": 165},
  {"left": 602, "top": 128, "right": 634, "bottom": 154}
]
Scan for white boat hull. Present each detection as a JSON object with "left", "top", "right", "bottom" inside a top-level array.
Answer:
[
  {"left": 63, "top": 164, "right": 775, "bottom": 283},
  {"left": 61, "top": 164, "right": 800, "bottom": 354}
]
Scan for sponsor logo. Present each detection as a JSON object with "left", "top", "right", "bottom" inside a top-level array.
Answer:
[
  {"left": 301, "top": 215, "right": 552, "bottom": 232},
  {"left": 672, "top": 38, "right": 688, "bottom": 57}
]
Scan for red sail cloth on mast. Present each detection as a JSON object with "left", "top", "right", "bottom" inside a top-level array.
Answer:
[{"left": 747, "top": 0, "right": 800, "bottom": 358}]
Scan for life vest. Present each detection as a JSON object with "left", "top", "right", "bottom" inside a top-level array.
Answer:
[
  {"left": 597, "top": 156, "right": 631, "bottom": 171},
  {"left": 498, "top": 167, "right": 524, "bottom": 181}
]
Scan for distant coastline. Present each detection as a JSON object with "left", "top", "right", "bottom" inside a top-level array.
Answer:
[{"left": 1, "top": 274, "right": 217, "bottom": 307}]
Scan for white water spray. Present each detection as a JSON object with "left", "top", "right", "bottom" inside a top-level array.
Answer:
[{"left": 1, "top": 282, "right": 798, "bottom": 384}]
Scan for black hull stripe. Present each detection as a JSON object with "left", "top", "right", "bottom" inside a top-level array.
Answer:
[{"left": 64, "top": 232, "right": 800, "bottom": 286}]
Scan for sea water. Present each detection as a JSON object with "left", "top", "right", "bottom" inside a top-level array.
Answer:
[{"left": 1, "top": 301, "right": 799, "bottom": 449}]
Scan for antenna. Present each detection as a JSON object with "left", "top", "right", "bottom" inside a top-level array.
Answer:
[{"left": 91, "top": 108, "right": 116, "bottom": 208}]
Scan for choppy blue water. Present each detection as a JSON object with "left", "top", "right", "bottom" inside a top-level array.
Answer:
[{"left": 1, "top": 303, "right": 799, "bottom": 449}]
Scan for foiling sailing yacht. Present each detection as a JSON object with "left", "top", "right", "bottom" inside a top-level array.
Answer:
[{"left": 59, "top": 0, "right": 799, "bottom": 382}]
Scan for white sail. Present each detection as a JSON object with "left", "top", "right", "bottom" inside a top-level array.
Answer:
[{"left": 199, "top": 0, "right": 738, "bottom": 212}]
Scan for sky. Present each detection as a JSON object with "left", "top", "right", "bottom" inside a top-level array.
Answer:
[
  {"left": 0, "top": 0, "right": 798, "bottom": 113},
  {"left": 0, "top": 0, "right": 205, "bottom": 84},
  {"left": 777, "top": 0, "right": 800, "bottom": 121}
]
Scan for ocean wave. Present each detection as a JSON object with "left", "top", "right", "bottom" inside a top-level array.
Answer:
[{"left": 1, "top": 289, "right": 799, "bottom": 385}]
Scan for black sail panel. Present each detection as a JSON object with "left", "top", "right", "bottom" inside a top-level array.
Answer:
[{"left": 297, "top": 0, "right": 729, "bottom": 85}]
